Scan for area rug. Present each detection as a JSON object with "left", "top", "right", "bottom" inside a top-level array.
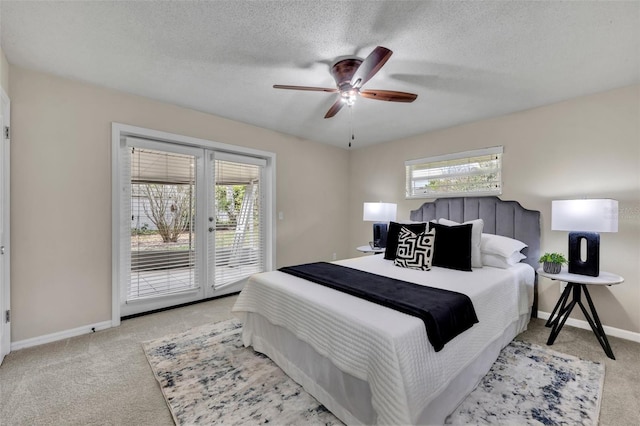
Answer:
[
  {"left": 142, "top": 319, "right": 604, "bottom": 425},
  {"left": 445, "top": 339, "right": 604, "bottom": 425}
]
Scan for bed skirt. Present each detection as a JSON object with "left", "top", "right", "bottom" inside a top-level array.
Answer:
[{"left": 240, "top": 310, "right": 531, "bottom": 425}]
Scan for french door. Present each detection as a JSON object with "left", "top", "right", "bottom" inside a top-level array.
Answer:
[
  {"left": 210, "top": 152, "right": 266, "bottom": 290},
  {"left": 117, "top": 136, "right": 269, "bottom": 317}
]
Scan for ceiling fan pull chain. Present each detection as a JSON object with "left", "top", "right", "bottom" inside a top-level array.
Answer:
[{"left": 349, "top": 105, "right": 354, "bottom": 148}]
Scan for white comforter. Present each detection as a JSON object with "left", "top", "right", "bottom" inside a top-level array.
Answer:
[{"left": 232, "top": 256, "right": 534, "bottom": 425}]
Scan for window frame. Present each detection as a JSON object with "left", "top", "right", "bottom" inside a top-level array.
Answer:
[{"left": 405, "top": 146, "right": 503, "bottom": 199}]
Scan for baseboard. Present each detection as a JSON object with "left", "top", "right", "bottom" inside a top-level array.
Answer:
[
  {"left": 11, "top": 320, "right": 113, "bottom": 351},
  {"left": 537, "top": 311, "right": 640, "bottom": 343},
  {"left": 11, "top": 293, "right": 240, "bottom": 352}
]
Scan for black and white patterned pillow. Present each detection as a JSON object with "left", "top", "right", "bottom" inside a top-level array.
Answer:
[{"left": 394, "top": 227, "right": 436, "bottom": 271}]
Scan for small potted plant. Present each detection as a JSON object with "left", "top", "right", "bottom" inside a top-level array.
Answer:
[{"left": 539, "top": 252, "right": 567, "bottom": 274}]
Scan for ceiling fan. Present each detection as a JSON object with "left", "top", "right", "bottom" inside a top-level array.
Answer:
[{"left": 274, "top": 46, "right": 418, "bottom": 118}]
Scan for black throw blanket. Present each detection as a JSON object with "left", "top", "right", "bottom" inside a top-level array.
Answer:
[{"left": 279, "top": 262, "right": 478, "bottom": 352}]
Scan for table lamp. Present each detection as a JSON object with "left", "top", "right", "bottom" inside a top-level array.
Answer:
[
  {"left": 363, "top": 202, "right": 397, "bottom": 248},
  {"left": 551, "top": 199, "right": 618, "bottom": 277}
]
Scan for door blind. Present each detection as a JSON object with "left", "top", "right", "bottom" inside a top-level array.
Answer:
[
  {"left": 211, "top": 155, "right": 265, "bottom": 288},
  {"left": 127, "top": 146, "right": 198, "bottom": 301}
]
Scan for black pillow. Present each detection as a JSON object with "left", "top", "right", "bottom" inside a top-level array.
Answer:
[
  {"left": 428, "top": 222, "right": 473, "bottom": 272},
  {"left": 384, "top": 222, "right": 427, "bottom": 260}
]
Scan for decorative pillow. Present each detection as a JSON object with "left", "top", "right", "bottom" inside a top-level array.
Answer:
[
  {"left": 480, "top": 233, "right": 527, "bottom": 258},
  {"left": 428, "top": 222, "right": 473, "bottom": 272},
  {"left": 482, "top": 252, "right": 527, "bottom": 269},
  {"left": 384, "top": 221, "right": 427, "bottom": 260},
  {"left": 394, "top": 227, "right": 435, "bottom": 271},
  {"left": 438, "top": 218, "right": 484, "bottom": 268}
]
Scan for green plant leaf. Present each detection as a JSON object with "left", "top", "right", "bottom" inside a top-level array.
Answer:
[{"left": 538, "top": 252, "right": 567, "bottom": 264}]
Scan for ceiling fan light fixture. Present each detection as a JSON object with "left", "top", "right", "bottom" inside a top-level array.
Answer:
[{"left": 341, "top": 89, "right": 358, "bottom": 106}]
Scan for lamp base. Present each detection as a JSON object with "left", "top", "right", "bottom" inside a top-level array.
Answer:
[
  {"left": 372, "top": 223, "right": 389, "bottom": 248},
  {"left": 568, "top": 231, "right": 599, "bottom": 277}
]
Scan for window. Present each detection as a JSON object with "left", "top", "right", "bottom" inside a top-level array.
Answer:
[{"left": 405, "top": 146, "right": 503, "bottom": 199}]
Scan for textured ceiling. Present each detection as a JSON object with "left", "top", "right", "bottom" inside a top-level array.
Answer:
[{"left": 1, "top": 1, "right": 639, "bottom": 148}]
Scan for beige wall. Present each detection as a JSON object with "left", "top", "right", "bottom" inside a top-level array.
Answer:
[
  {"left": 8, "top": 61, "right": 640, "bottom": 341},
  {"left": 9, "top": 65, "right": 349, "bottom": 341},
  {"left": 0, "top": 46, "right": 8, "bottom": 95},
  {"left": 349, "top": 85, "right": 640, "bottom": 334}
]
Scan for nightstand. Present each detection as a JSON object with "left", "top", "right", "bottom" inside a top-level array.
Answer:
[
  {"left": 356, "top": 245, "right": 385, "bottom": 254},
  {"left": 537, "top": 267, "right": 624, "bottom": 359}
]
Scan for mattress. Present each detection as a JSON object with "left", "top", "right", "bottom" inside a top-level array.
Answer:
[{"left": 232, "top": 255, "right": 534, "bottom": 425}]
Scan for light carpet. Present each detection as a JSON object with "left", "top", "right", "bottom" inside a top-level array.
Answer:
[{"left": 143, "top": 319, "right": 604, "bottom": 425}]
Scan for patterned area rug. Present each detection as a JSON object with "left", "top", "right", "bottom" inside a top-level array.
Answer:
[
  {"left": 446, "top": 339, "right": 604, "bottom": 425},
  {"left": 143, "top": 319, "right": 604, "bottom": 425}
]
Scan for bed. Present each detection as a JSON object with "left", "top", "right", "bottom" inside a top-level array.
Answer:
[{"left": 232, "top": 196, "right": 540, "bottom": 425}]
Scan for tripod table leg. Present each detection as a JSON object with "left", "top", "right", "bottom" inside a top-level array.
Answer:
[{"left": 578, "top": 285, "right": 616, "bottom": 360}]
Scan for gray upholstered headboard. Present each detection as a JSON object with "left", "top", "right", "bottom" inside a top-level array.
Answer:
[{"left": 409, "top": 196, "right": 541, "bottom": 316}]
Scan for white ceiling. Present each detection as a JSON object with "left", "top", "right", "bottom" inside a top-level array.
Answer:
[{"left": 1, "top": 1, "right": 639, "bottom": 148}]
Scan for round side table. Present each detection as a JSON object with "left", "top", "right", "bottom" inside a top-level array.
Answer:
[
  {"left": 356, "top": 245, "right": 385, "bottom": 254},
  {"left": 537, "top": 267, "right": 623, "bottom": 359}
]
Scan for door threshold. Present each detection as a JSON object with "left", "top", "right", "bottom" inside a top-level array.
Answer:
[{"left": 121, "top": 291, "right": 239, "bottom": 321}]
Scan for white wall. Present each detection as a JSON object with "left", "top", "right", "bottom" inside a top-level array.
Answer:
[
  {"left": 349, "top": 85, "right": 640, "bottom": 334},
  {"left": 9, "top": 65, "right": 350, "bottom": 342}
]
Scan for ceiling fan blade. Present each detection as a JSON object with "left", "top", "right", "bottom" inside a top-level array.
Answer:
[
  {"left": 350, "top": 46, "right": 393, "bottom": 89},
  {"left": 273, "top": 84, "right": 338, "bottom": 93},
  {"left": 360, "top": 89, "right": 418, "bottom": 103},
  {"left": 324, "top": 97, "right": 345, "bottom": 119}
]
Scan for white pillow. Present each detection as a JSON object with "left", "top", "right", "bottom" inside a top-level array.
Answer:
[
  {"left": 482, "top": 252, "right": 526, "bottom": 269},
  {"left": 480, "top": 233, "right": 527, "bottom": 258},
  {"left": 438, "top": 218, "right": 484, "bottom": 268},
  {"left": 397, "top": 220, "right": 437, "bottom": 224}
]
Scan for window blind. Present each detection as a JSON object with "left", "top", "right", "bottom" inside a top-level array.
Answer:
[
  {"left": 127, "top": 146, "right": 198, "bottom": 301},
  {"left": 405, "top": 146, "right": 503, "bottom": 199},
  {"left": 211, "top": 153, "right": 266, "bottom": 289}
]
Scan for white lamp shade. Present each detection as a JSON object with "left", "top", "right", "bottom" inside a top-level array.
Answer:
[
  {"left": 552, "top": 199, "right": 618, "bottom": 233},
  {"left": 363, "top": 202, "right": 397, "bottom": 222}
]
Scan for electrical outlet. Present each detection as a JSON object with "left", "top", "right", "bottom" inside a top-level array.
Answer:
[{"left": 332, "top": 252, "right": 337, "bottom": 261}]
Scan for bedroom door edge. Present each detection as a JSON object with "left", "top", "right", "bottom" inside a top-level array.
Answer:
[{"left": 0, "top": 89, "right": 11, "bottom": 365}]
